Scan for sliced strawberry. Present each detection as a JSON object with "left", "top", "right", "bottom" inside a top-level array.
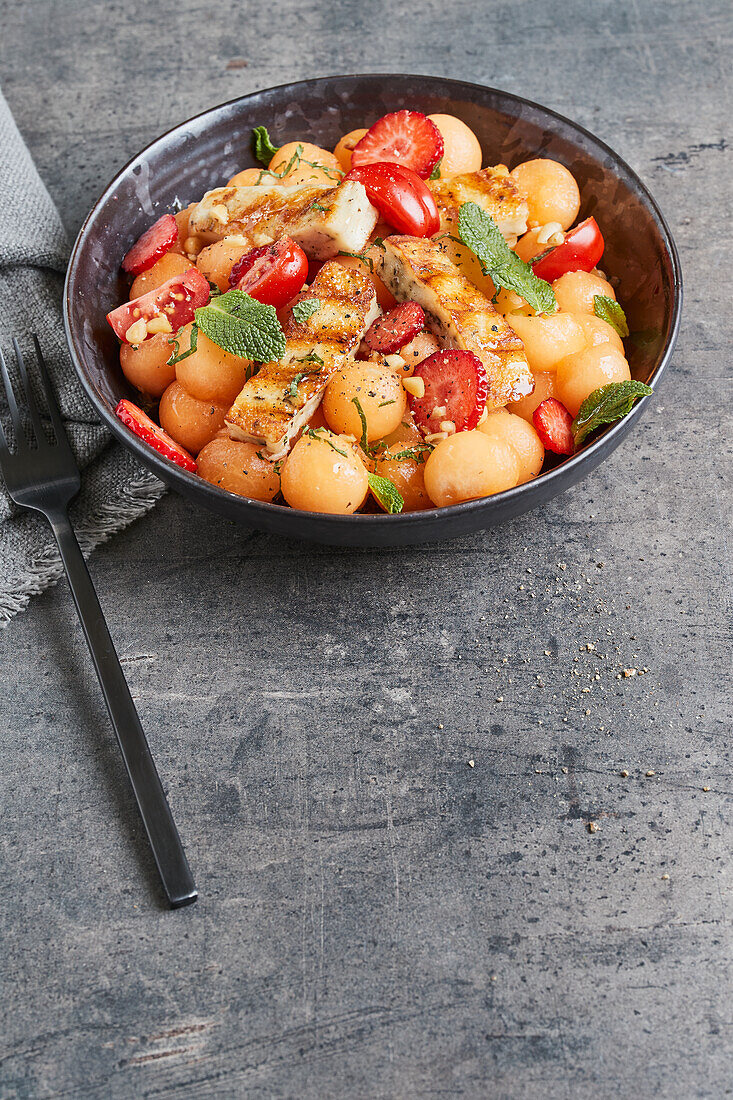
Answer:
[
  {"left": 410, "top": 350, "right": 488, "bottom": 434},
  {"left": 106, "top": 268, "right": 210, "bottom": 342},
  {"left": 122, "top": 214, "right": 178, "bottom": 275},
  {"left": 533, "top": 398, "right": 575, "bottom": 455},
  {"left": 115, "top": 399, "right": 197, "bottom": 472},
  {"left": 364, "top": 302, "right": 425, "bottom": 354},
  {"left": 351, "top": 110, "right": 444, "bottom": 179}
]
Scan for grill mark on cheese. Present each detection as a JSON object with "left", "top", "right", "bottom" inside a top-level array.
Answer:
[
  {"left": 378, "top": 235, "right": 533, "bottom": 410},
  {"left": 225, "top": 261, "right": 379, "bottom": 458},
  {"left": 190, "top": 181, "right": 378, "bottom": 259}
]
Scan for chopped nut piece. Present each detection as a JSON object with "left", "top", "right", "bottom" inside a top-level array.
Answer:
[
  {"left": 146, "top": 315, "right": 173, "bottom": 335},
  {"left": 403, "top": 376, "right": 425, "bottom": 399},
  {"left": 124, "top": 318, "right": 148, "bottom": 345},
  {"left": 661, "top": 873, "right": 670, "bottom": 880},
  {"left": 385, "top": 353, "right": 406, "bottom": 371},
  {"left": 425, "top": 431, "right": 448, "bottom": 443},
  {"left": 440, "top": 420, "right": 456, "bottom": 434},
  {"left": 620, "top": 769, "right": 629, "bottom": 778},
  {"left": 645, "top": 770, "right": 656, "bottom": 777},
  {"left": 588, "top": 821, "right": 598, "bottom": 833},
  {"left": 430, "top": 405, "right": 447, "bottom": 420},
  {"left": 468, "top": 759, "right": 475, "bottom": 768}
]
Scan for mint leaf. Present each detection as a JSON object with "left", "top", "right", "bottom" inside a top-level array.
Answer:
[
  {"left": 368, "top": 473, "right": 404, "bottom": 514},
  {"left": 195, "top": 289, "right": 286, "bottom": 362},
  {"left": 351, "top": 396, "right": 369, "bottom": 452},
  {"left": 594, "top": 295, "right": 629, "bottom": 338},
  {"left": 252, "top": 125, "right": 280, "bottom": 167},
  {"left": 292, "top": 298, "right": 321, "bottom": 324},
  {"left": 572, "top": 381, "right": 653, "bottom": 446},
  {"left": 167, "top": 322, "right": 198, "bottom": 366},
  {"left": 429, "top": 159, "right": 442, "bottom": 181},
  {"left": 458, "top": 202, "right": 557, "bottom": 314}
]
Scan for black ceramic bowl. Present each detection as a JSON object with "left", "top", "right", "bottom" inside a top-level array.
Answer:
[{"left": 64, "top": 74, "right": 681, "bottom": 547}]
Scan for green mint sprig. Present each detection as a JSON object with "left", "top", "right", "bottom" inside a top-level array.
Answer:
[
  {"left": 167, "top": 323, "right": 198, "bottom": 366},
  {"left": 368, "top": 473, "right": 404, "bottom": 514},
  {"left": 429, "top": 159, "right": 442, "bottom": 181},
  {"left": 194, "top": 289, "right": 286, "bottom": 362},
  {"left": 593, "top": 295, "right": 629, "bottom": 338},
  {"left": 458, "top": 202, "right": 557, "bottom": 314},
  {"left": 252, "top": 126, "right": 280, "bottom": 167},
  {"left": 572, "top": 381, "right": 653, "bottom": 446},
  {"left": 292, "top": 298, "right": 321, "bottom": 324}
]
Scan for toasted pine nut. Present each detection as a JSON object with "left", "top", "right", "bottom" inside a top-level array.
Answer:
[
  {"left": 146, "top": 315, "right": 173, "bottom": 335},
  {"left": 430, "top": 405, "right": 447, "bottom": 420},
  {"left": 425, "top": 431, "right": 448, "bottom": 443},
  {"left": 124, "top": 318, "right": 148, "bottom": 345},
  {"left": 385, "top": 354, "right": 406, "bottom": 371},
  {"left": 440, "top": 420, "right": 456, "bottom": 434},
  {"left": 537, "top": 221, "right": 564, "bottom": 246},
  {"left": 403, "top": 376, "right": 425, "bottom": 399}
]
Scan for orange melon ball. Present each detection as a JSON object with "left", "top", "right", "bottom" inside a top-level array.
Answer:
[
  {"left": 374, "top": 443, "right": 432, "bottom": 512},
  {"left": 280, "top": 430, "right": 368, "bottom": 514},
  {"left": 427, "top": 114, "right": 482, "bottom": 176},
  {"left": 478, "top": 408, "right": 544, "bottom": 484},
  {"left": 168, "top": 203, "right": 197, "bottom": 255},
  {"left": 334, "top": 129, "right": 368, "bottom": 172},
  {"left": 509, "top": 370, "right": 556, "bottom": 424},
  {"left": 197, "top": 436, "right": 281, "bottom": 500},
  {"left": 555, "top": 345, "right": 631, "bottom": 416},
  {"left": 572, "top": 313, "right": 624, "bottom": 354},
  {"left": 269, "top": 142, "right": 342, "bottom": 186},
  {"left": 423, "top": 430, "right": 520, "bottom": 507},
  {"left": 196, "top": 237, "right": 250, "bottom": 291},
  {"left": 130, "top": 252, "right": 193, "bottom": 299},
  {"left": 552, "top": 270, "right": 616, "bottom": 313},
  {"left": 173, "top": 324, "right": 251, "bottom": 405},
  {"left": 323, "top": 363, "right": 406, "bottom": 442},
  {"left": 158, "top": 381, "right": 227, "bottom": 454},
  {"left": 227, "top": 167, "right": 263, "bottom": 187},
  {"left": 119, "top": 333, "right": 176, "bottom": 398},
  {"left": 509, "top": 159, "right": 581, "bottom": 230},
  {"left": 506, "top": 312, "right": 587, "bottom": 373}
]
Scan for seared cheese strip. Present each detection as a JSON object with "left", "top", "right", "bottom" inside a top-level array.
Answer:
[
  {"left": 429, "top": 166, "right": 528, "bottom": 240},
  {"left": 378, "top": 236, "right": 533, "bottom": 410},
  {"left": 190, "top": 181, "right": 378, "bottom": 259},
  {"left": 226, "top": 261, "right": 379, "bottom": 458},
  {"left": 429, "top": 167, "right": 530, "bottom": 296}
]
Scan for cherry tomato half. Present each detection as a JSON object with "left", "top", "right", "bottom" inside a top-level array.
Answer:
[
  {"left": 346, "top": 163, "right": 440, "bottom": 237},
  {"left": 228, "top": 237, "right": 308, "bottom": 308},
  {"left": 107, "top": 268, "right": 210, "bottom": 342},
  {"left": 531, "top": 217, "right": 605, "bottom": 282}
]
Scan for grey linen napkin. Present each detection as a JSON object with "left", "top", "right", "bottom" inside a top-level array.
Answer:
[{"left": 0, "top": 89, "right": 165, "bottom": 624}]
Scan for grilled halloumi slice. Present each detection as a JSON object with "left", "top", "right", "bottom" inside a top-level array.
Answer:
[
  {"left": 429, "top": 167, "right": 530, "bottom": 297},
  {"left": 378, "top": 236, "right": 533, "bottom": 410},
  {"left": 189, "top": 181, "right": 378, "bottom": 259},
  {"left": 429, "top": 166, "right": 528, "bottom": 239},
  {"left": 226, "top": 261, "right": 379, "bottom": 458}
]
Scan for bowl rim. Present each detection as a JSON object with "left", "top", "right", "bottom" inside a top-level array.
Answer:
[{"left": 63, "top": 72, "right": 683, "bottom": 532}]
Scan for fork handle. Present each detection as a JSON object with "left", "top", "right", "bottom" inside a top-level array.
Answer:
[{"left": 48, "top": 509, "right": 197, "bottom": 908}]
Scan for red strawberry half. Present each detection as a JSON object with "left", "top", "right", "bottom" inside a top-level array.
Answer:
[
  {"left": 116, "top": 399, "right": 197, "bottom": 472},
  {"left": 364, "top": 301, "right": 426, "bottom": 354},
  {"left": 351, "top": 110, "right": 444, "bottom": 179},
  {"left": 409, "top": 350, "right": 488, "bottom": 434},
  {"left": 533, "top": 398, "right": 575, "bottom": 455},
  {"left": 122, "top": 214, "right": 178, "bottom": 275}
]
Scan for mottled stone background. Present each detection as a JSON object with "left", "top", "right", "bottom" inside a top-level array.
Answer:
[{"left": 0, "top": 1, "right": 731, "bottom": 1096}]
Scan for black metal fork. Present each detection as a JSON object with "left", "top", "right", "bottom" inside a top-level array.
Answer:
[{"left": 0, "top": 336, "right": 196, "bottom": 908}]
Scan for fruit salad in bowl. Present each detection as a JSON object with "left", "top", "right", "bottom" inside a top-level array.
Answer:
[{"left": 107, "top": 107, "right": 651, "bottom": 516}]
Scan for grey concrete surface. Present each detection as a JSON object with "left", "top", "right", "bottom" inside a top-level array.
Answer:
[{"left": 0, "top": 1, "right": 731, "bottom": 1097}]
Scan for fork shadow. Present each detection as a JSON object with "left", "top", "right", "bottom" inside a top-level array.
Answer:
[{"left": 34, "top": 577, "right": 182, "bottom": 914}]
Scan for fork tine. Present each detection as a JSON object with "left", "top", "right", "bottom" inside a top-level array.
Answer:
[
  {"left": 0, "top": 410, "right": 9, "bottom": 455},
  {"left": 13, "top": 339, "right": 47, "bottom": 446},
  {"left": 0, "top": 345, "right": 25, "bottom": 448},
  {"left": 32, "top": 335, "right": 69, "bottom": 446}
]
